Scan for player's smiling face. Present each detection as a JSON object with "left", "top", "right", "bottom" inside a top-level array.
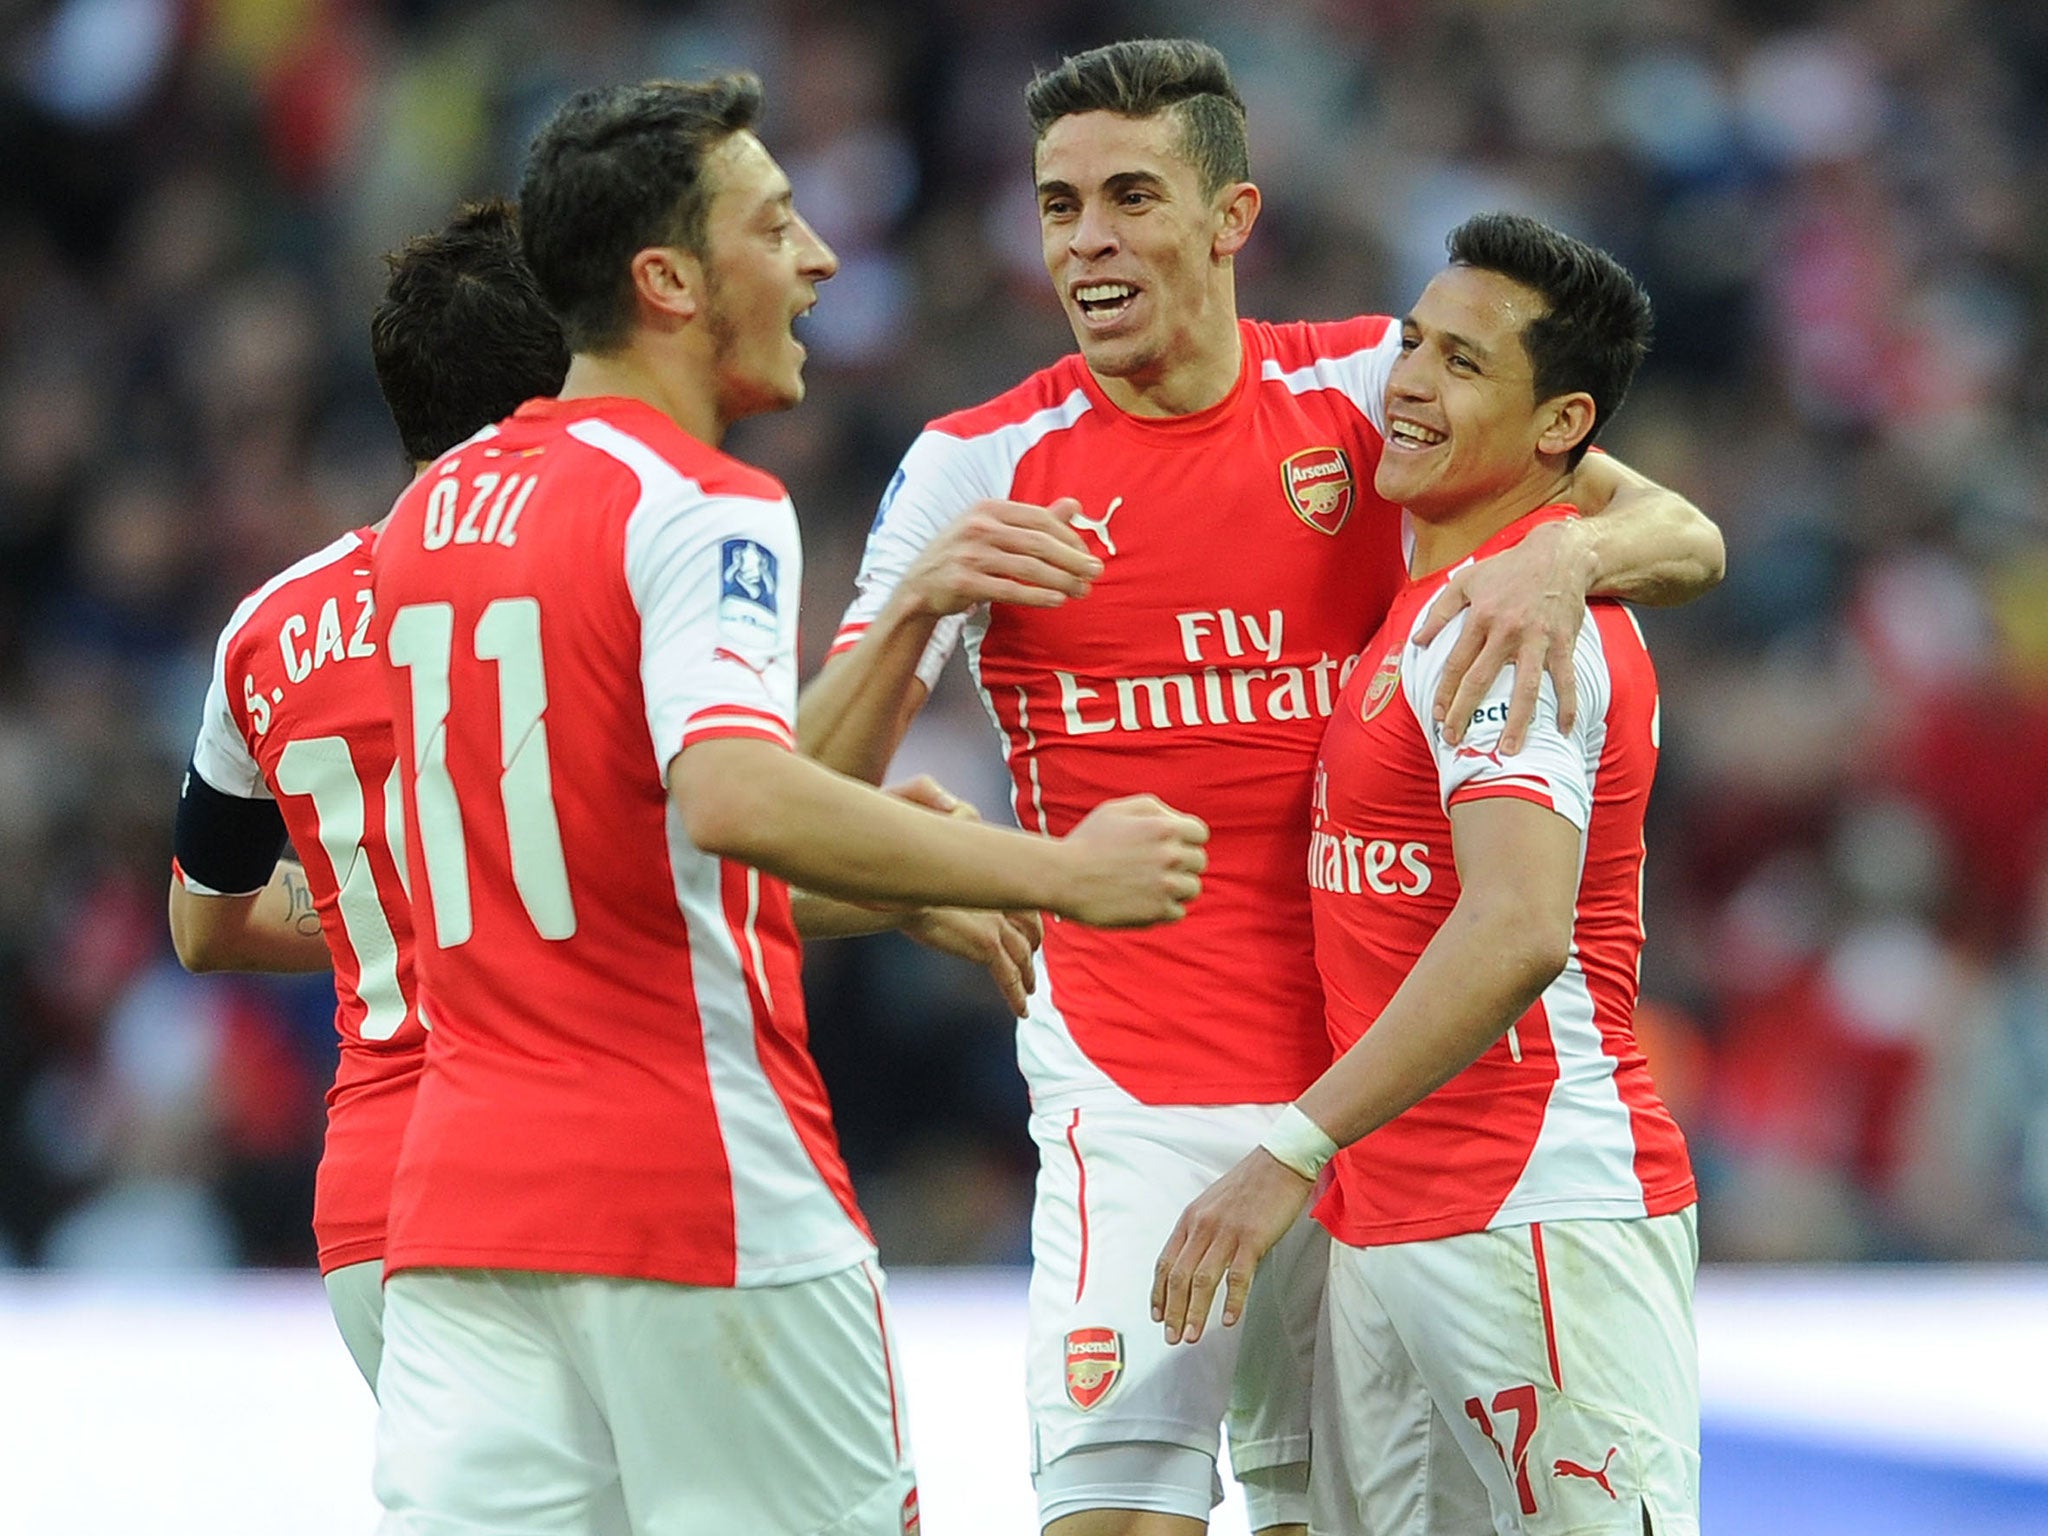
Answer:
[
  {"left": 1376, "top": 264, "right": 1580, "bottom": 520},
  {"left": 1034, "top": 110, "right": 1248, "bottom": 402},
  {"left": 698, "top": 131, "right": 838, "bottom": 421}
]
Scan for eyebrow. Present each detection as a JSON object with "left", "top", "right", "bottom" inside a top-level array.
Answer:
[
  {"left": 1403, "top": 313, "right": 1497, "bottom": 367},
  {"left": 1035, "top": 169, "right": 1172, "bottom": 199}
]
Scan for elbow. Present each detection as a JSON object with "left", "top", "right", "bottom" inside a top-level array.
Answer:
[
  {"left": 671, "top": 762, "right": 774, "bottom": 864},
  {"left": 1514, "top": 917, "right": 1573, "bottom": 992},
  {"left": 1695, "top": 520, "right": 1728, "bottom": 591},
  {"left": 1486, "top": 902, "right": 1572, "bottom": 994},
  {"left": 170, "top": 925, "right": 225, "bottom": 974}
]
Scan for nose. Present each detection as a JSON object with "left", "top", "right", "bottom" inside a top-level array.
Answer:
[
  {"left": 795, "top": 212, "right": 838, "bottom": 282},
  {"left": 1386, "top": 345, "right": 1432, "bottom": 402},
  {"left": 1068, "top": 196, "right": 1119, "bottom": 260}
]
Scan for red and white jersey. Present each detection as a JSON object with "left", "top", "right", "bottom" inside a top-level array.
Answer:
[
  {"left": 1310, "top": 507, "right": 1695, "bottom": 1246},
  {"left": 371, "top": 396, "right": 871, "bottom": 1290},
  {"left": 186, "top": 527, "right": 422, "bottom": 1275},
  {"left": 834, "top": 318, "right": 1406, "bottom": 1110}
]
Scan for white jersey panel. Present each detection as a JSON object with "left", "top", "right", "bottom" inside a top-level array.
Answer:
[
  {"left": 838, "top": 390, "right": 1094, "bottom": 688},
  {"left": 1489, "top": 615, "right": 1651, "bottom": 1223},
  {"left": 663, "top": 799, "right": 874, "bottom": 1286},
  {"left": 189, "top": 531, "right": 365, "bottom": 801},
  {"left": 1260, "top": 324, "right": 1402, "bottom": 437},
  {"left": 572, "top": 417, "right": 801, "bottom": 774}
]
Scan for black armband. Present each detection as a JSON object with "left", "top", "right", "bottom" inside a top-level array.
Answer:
[{"left": 173, "top": 761, "right": 289, "bottom": 896}]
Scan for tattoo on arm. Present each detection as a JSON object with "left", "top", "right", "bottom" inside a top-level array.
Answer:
[{"left": 283, "top": 865, "right": 321, "bottom": 937}]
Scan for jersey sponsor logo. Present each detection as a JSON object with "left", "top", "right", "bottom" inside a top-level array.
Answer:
[
  {"left": 1307, "top": 830, "right": 1432, "bottom": 896},
  {"left": 1064, "top": 1327, "right": 1123, "bottom": 1410},
  {"left": 1553, "top": 1446, "right": 1620, "bottom": 1500},
  {"left": 1359, "top": 641, "right": 1403, "bottom": 723},
  {"left": 1068, "top": 495, "right": 1124, "bottom": 557},
  {"left": 1053, "top": 606, "right": 1361, "bottom": 739},
  {"left": 1281, "top": 446, "right": 1354, "bottom": 535},
  {"left": 718, "top": 539, "right": 780, "bottom": 645},
  {"left": 1055, "top": 654, "right": 1356, "bottom": 737}
]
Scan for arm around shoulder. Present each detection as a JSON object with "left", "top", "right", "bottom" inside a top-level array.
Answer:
[{"left": 1570, "top": 452, "right": 1725, "bottom": 607}]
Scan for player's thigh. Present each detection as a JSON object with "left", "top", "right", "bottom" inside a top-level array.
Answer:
[
  {"left": 1311, "top": 1243, "right": 1491, "bottom": 1536},
  {"left": 581, "top": 1260, "right": 917, "bottom": 1536},
  {"left": 323, "top": 1258, "right": 386, "bottom": 1395},
  {"left": 1027, "top": 1104, "right": 1317, "bottom": 1501},
  {"left": 374, "top": 1269, "right": 622, "bottom": 1536},
  {"left": 1361, "top": 1213, "right": 1701, "bottom": 1536}
]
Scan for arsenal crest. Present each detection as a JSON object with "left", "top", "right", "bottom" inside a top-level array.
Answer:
[
  {"left": 1282, "top": 446, "right": 1355, "bottom": 535},
  {"left": 1065, "top": 1327, "right": 1124, "bottom": 1410},
  {"left": 1359, "top": 642, "right": 1403, "bottom": 723}
]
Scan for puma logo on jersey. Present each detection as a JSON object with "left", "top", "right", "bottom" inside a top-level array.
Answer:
[
  {"left": 1069, "top": 496, "right": 1123, "bottom": 557},
  {"left": 1553, "top": 1446, "right": 1619, "bottom": 1499}
]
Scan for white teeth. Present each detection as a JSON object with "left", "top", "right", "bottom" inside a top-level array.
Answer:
[
  {"left": 1390, "top": 420, "right": 1445, "bottom": 447},
  {"left": 1076, "top": 283, "right": 1136, "bottom": 304}
]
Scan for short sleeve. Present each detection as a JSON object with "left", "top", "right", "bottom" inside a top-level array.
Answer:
[
  {"left": 626, "top": 486, "right": 803, "bottom": 776},
  {"left": 189, "top": 618, "right": 270, "bottom": 801},
  {"left": 1401, "top": 609, "right": 1603, "bottom": 832},
  {"left": 827, "top": 428, "right": 1002, "bottom": 689}
]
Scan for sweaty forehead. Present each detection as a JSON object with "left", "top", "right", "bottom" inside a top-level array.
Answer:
[{"left": 1415, "top": 266, "right": 1546, "bottom": 348}]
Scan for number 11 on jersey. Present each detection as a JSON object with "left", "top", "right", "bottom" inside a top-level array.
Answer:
[{"left": 387, "top": 598, "right": 578, "bottom": 946}]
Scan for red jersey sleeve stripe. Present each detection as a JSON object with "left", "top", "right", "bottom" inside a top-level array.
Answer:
[
  {"left": 681, "top": 719, "right": 795, "bottom": 751},
  {"left": 1449, "top": 781, "right": 1559, "bottom": 811},
  {"left": 827, "top": 623, "right": 868, "bottom": 657}
]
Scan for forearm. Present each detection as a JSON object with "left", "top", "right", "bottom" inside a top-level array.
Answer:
[
  {"left": 795, "top": 608, "right": 936, "bottom": 781},
  {"left": 1571, "top": 457, "right": 1725, "bottom": 607},
  {"left": 1297, "top": 897, "right": 1563, "bottom": 1148},
  {"left": 673, "top": 739, "right": 1066, "bottom": 913},
  {"left": 169, "top": 861, "right": 333, "bottom": 974},
  {"left": 790, "top": 890, "right": 910, "bottom": 940}
]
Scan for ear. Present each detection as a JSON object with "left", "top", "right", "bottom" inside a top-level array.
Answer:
[
  {"left": 630, "top": 246, "right": 704, "bottom": 327},
  {"left": 1537, "top": 392, "right": 1597, "bottom": 459},
  {"left": 1213, "top": 181, "right": 1261, "bottom": 260}
]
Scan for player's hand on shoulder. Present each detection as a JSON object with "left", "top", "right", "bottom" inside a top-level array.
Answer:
[
  {"left": 1418, "top": 517, "right": 1593, "bottom": 752},
  {"left": 900, "top": 497, "right": 1100, "bottom": 617},
  {"left": 1151, "top": 1147, "right": 1315, "bottom": 1345},
  {"left": 1056, "top": 794, "right": 1208, "bottom": 928}
]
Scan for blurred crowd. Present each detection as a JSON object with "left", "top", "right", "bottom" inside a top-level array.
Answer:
[{"left": 1, "top": 0, "right": 2044, "bottom": 1272}]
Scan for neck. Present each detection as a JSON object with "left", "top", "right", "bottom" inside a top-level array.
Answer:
[
  {"left": 559, "top": 342, "right": 723, "bottom": 445},
  {"left": 1092, "top": 277, "right": 1243, "bottom": 418},
  {"left": 1407, "top": 464, "right": 1574, "bottom": 577}
]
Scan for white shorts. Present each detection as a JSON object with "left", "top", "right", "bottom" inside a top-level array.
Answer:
[
  {"left": 1311, "top": 1209, "right": 1700, "bottom": 1536},
  {"left": 374, "top": 1260, "right": 918, "bottom": 1536},
  {"left": 323, "top": 1258, "right": 386, "bottom": 1394},
  {"left": 1027, "top": 1101, "right": 1324, "bottom": 1522}
]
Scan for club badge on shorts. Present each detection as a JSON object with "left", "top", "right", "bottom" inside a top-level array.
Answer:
[
  {"left": 1064, "top": 1327, "right": 1123, "bottom": 1410},
  {"left": 1281, "top": 446, "right": 1355, "bottom": 535}
]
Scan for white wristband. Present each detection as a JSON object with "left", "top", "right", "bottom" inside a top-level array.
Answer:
[{"left": 1259, "top": 1104, "right": 1339, "bottom": 1181}]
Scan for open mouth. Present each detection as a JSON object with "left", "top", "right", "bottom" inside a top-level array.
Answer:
[
  {"left": 1072, "top": 281, "right": 1139, "bottom": 325},
  {"left": 1387, "top": 417, "right": 1446, "bottom": 451}
]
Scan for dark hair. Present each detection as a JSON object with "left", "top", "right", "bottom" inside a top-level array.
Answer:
[
  {"left": 1445, "top": 212, "right": 1652, "bottom": 468},
  {"left": 370, "top": 199, "right": 570, "bottom": 465},
  {"left": 1025, "top": 39, "right": 1248, "bottom": 196},
  {"left": 519, "top": 74, "right": 764, "bottom": 353}
]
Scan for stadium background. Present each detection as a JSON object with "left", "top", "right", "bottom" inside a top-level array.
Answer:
[{"left": 0, "top": 0, "right": 2045, "bottom": 1528}]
